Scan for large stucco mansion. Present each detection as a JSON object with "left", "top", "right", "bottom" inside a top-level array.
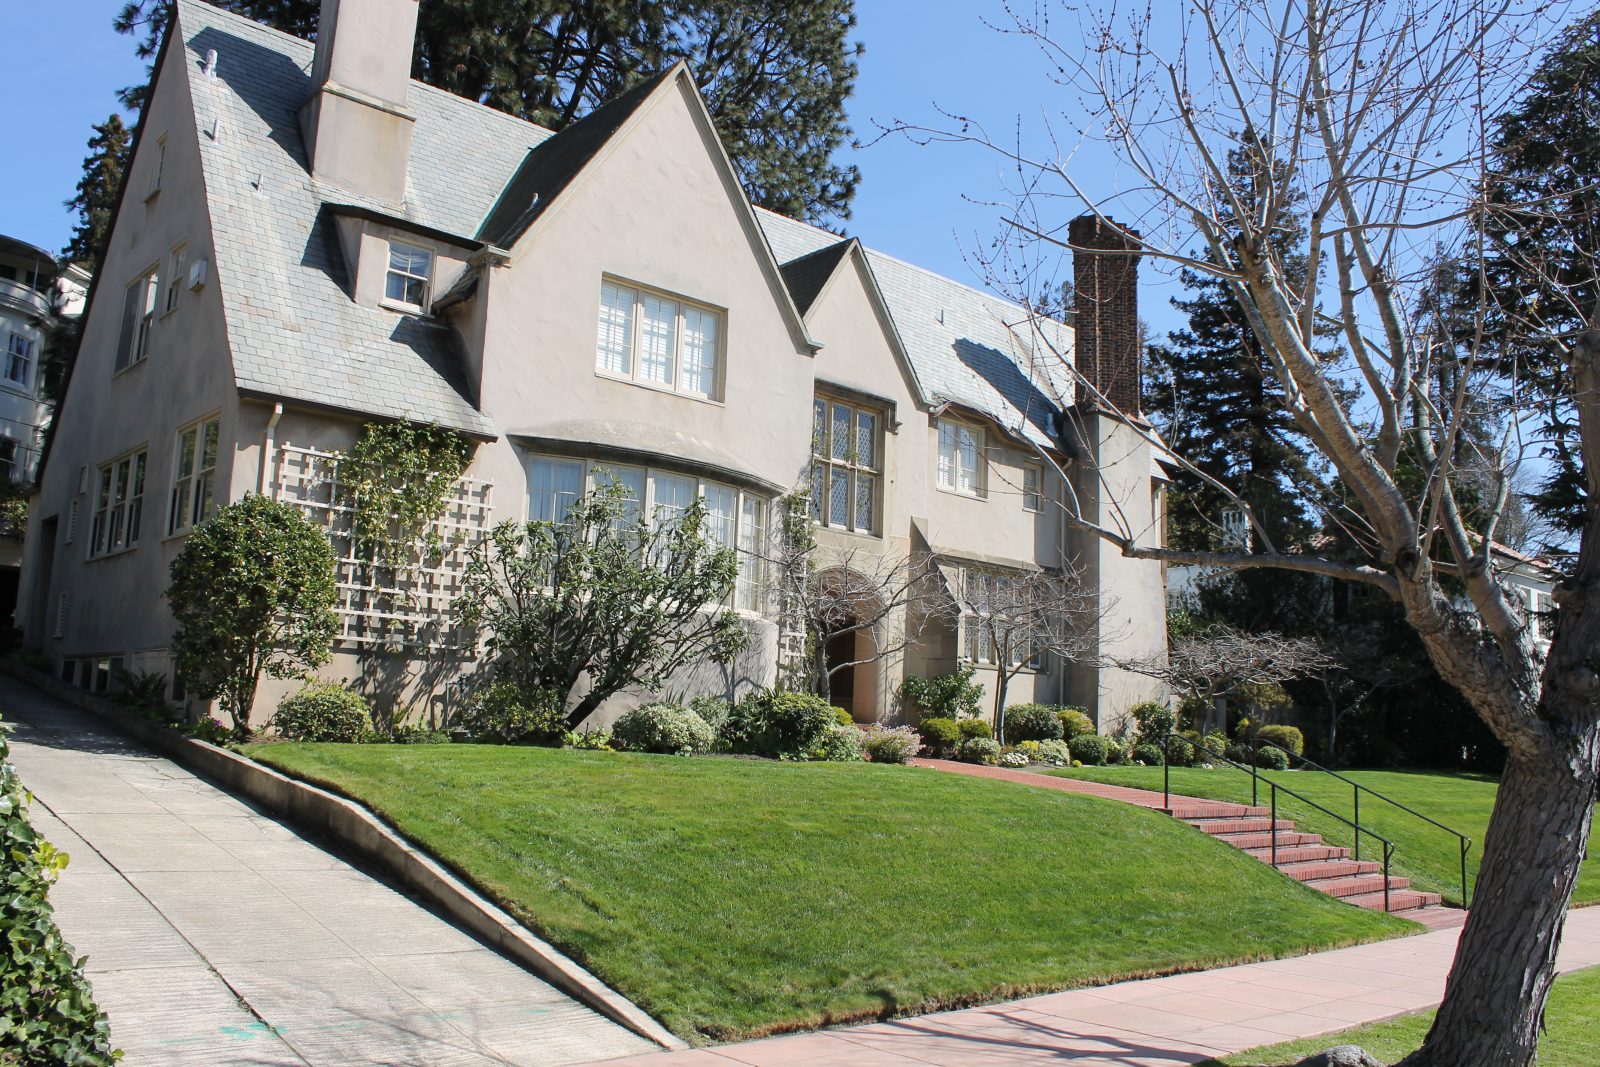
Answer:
[{"left": 20, "top": 0, "right": 1169, "bottom": 729}]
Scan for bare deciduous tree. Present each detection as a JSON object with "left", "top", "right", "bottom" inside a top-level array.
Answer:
[
  {"left": 1123, "top": 623, "right": 1333, "bottom": 731},
  {"left": 890, "top": 2, "right": 1599, "bottom": 1062},
  {"left": 952, "top": 564, "right": 1103, "bottom": 739}
]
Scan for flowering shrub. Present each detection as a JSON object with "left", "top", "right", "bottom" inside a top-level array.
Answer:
[
  {"left": 996, "top": 750, "right": 1030, "bottom": 768},
  {"left": 862, "top": 725, "right": 921, "bottom": 764},
  {"left": 957, "top": 736, "right": 1001, "bottom": 764},
  {"left": 1015, "top": 740, "right": 1043, "bottom": 759},
  {"left": 811, "top": 723, "right": 866, "bottom": 762},
  {"left": 612, "top": 703, "right": 715, "bottom": 755},
  {"left": 271, "top": 680, "right": 373, "bottom": 742}
]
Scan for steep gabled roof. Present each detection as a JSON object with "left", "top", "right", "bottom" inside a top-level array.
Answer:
[
  {"left": 476, "top": 70, "right": 674, "bottom": 249},
  {"left": 778, "top": 239, "right": 853, "bottom": 317},
  {"left": 759, "top": 209, "right": 1074, "bottom": 452}
]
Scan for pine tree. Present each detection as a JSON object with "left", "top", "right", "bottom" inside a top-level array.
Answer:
[
  {"left": 1145, "top": 135, "right": 1331, "bottom": 554},
  {"left": 1473, "top": 12, "right": 1600, "bottom": 544},
  {"left": 112, "top": 0, "right": 862, "bottom": 225},
  {"left": 62, "top": 114, "right": 130, "bottom": 269}
]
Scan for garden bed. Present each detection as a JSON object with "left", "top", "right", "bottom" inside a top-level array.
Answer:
[{"left": 251, "top": 742, "right": 1412, "bottom": 1043}]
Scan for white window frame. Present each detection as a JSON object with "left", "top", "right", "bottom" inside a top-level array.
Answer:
[
  {"left": 164, "top": 243, "right": 186, "bottom": 315},
  {"left": 168, "top": 415, "right": 220, "bottom": 536},
  {"left": 116, "top": 266, "right": 159, "bottom": 373},
  {"left": 593, "top": 278, "right": 724, "bottom": 401},
  {"left": 384, "top": 240, "right": 434, "bottom": 311},
  {"left": 810, "top": 395, "right": 883, "bottom": 535},
  {"left": 524, "top": 453, "right": 768, "bottom": 614},
  {"left": 936, "top": 418, "right": 984, "bottom": 498},
  {"left": 1022, "top": 464, "right": 1043, "bottom": 512},
  {"left": 88, "top": 448, "right": 148, "bottom": 558},
  {"left": 5, "top": 333, "right": 33, "bottom": 390},
  {"left": 958, "top": 566, "right": 1044, "bottom": 672}
]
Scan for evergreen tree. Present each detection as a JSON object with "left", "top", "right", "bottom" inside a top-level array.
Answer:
[
  {"left": 1145, "top": 135, "right": 1331, "bottom": 554},
  {"left": 112, "top": 0, "right": 862, "bottom": 225},
  {"left": 1474, "top": 12, "right": 1600, "bottom": 544},
  {"left": 61, "top": 114, "right": 130, "bottom": 269}
]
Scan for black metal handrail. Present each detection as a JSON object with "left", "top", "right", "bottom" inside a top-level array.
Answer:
[
  {"left": 1250, "top": 738, "right": 1473, "bottom": 908},
  {"left": 1160, "top": 733, "right": 1397, "bottom": 913}
]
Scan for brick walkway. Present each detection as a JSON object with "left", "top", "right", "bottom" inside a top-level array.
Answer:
[{"left": 583, "top": 907, "right": 1600, "bottom": 1066}]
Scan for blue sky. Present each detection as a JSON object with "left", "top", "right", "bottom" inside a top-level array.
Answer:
[{"left": 0, "top": 2, "right": 1182, "bottom": 330}]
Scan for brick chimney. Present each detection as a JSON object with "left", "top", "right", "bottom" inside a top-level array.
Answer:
[
  {"left": 299, "top": 0, "right": 420, "bottom": 204},
  {"left": 1069, "top": 215, "right": 1142, "bottom": 415}
]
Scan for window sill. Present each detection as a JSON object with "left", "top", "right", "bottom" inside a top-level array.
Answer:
[
  {"left": 936, "top": 485, "right": 986, "bottom": 502},
  {"left": 111, "top": 357, "right": 150, "bottom": 382},
  {"left": 815, "top": 522, "right": 883, "bottom": 542},
  {"left": 86, "top": 543, "right": 141, "bottom": 562},
  {"left": 380, "top": 298, "right": 429, "bottom": 315},
  {"left": 595, "top": 370, "right": 724, "bottom": 408}
]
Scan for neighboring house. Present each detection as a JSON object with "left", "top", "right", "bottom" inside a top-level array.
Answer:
[
  {"left": 19, "top": 0, "right": 1168, "bottom": 729},
  {"left": 0, "top": 235, "right": 88, "bottom": 620}
]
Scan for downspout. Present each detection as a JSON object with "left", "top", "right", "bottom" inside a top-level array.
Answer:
[{"left": 258, "top": 402, "right": 283, "bottom": 497}]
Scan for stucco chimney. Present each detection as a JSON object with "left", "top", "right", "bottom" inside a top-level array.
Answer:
[
  {"left": 1069, "top": 215, "right": 1142, "bottom": 415},
  {"left": 299, "top": 0, "right": 420, "bottom": 204}
]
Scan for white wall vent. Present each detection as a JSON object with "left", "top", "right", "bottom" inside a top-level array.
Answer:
[
  {"left": 53, "top": 592, "right": 68, "bottom": 639},
  {"left": 65, "top": 499, "right": 78, "bottom": 544}
]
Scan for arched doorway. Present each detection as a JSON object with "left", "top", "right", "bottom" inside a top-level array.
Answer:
[{"left": 813, "top": 566, "right": 886, "bottom": 722}]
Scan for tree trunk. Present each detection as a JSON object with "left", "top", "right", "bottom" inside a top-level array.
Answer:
[
  {"left": 993, "top": 670, "right": 1010, "bottom": 744},
  {"left": 1401, "top": 731, "right": 1598, "bottom": 1067}
]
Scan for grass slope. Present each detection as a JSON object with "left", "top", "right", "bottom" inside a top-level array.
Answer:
[
  {"left": 251, "top": 744, "right": 1408, "bottom": 1042},
  {"left": 1049, "top": 766, "right": 1599, "bottom": 906},
  {"left": 1208, "top": 964, "right": 1600, "bottom": 1065}
]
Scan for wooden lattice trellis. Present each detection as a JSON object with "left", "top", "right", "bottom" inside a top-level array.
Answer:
[{"left": 271, "top": 442, "right": 493, "bottom": 649}]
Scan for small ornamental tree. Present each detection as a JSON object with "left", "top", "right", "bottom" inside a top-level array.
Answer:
[
  {"left": 167, "top": 495, "right": 339, "bottom": 734},
  {"left": 455, "top": 479, "right": 747, "bottom": 728}
]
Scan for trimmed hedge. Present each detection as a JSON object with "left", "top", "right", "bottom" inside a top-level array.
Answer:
[
  {"left": 0, "top": 724, "right": 118, "bottom": 1064},
  {"left": 957, "top": 719, "right": 993, "bottom": 740},
  {"left": 916, "top": 717, "right": 961, "bottom": 757},
  {"left": 272, "top": 680, "right": 373, "bottom": 742},
  {"left": 1004, "top": 704, "right": 1065, "bottom": 742},
  {"left": 1257, "top": 724, "right": 1306, "bottom": 758}
]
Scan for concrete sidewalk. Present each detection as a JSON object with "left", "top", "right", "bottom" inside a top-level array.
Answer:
[
  {"left": 585, "top": 907, "right": 1600, "bottom": 1066},
  {"left": 4, "top": 676, "right": 653, "bottom": 1066}
]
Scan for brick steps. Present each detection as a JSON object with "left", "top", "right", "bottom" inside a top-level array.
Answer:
[{"left": 1164, "top": 801, "right": 1443, "bottom": 916}]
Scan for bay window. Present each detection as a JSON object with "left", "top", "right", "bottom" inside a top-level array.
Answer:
[
  {"left": 810, "top": 396, "right": 882, "bottom": 534},
  {"left": 594, "top": 279, "right": 722, "bottom": 400}
]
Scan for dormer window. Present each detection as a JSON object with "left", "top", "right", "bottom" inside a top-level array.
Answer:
[{"left": 385, "top": 242, "right": 432, "bottom": 309}]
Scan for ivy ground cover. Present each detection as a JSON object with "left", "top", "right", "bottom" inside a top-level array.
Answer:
[
  {"left": 251, "top": 743, "right": 1409, "bottom": 1042},
  {"left": 1050, "top": 765, "right": 1600, "bottom": 906}
]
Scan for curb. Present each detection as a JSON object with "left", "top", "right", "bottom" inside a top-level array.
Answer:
[{"left": 0, "top": 663, "right": 687, "bottom": 1052}]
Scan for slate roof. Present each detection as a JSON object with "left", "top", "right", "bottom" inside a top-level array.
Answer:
[
  {"left": 757, "top": 209, "right": 1075, "bottom": 451},
  {"left": 172, "top": 0, "right": 1075, "bottom": 448}
]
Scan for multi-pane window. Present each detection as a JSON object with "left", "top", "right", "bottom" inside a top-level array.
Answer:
[
  {"left": 168, "top": 417, "right": 219, "bottom": 535},
  {"left": 937, "top": 419, "right": 982, "bottom": 496},
  {"left": 1022, "top": 465, "right": 1043, "bottom": 512},
  {"left": 5, "top": 334, "right": 32, "bottom": 388},
  {"left": 90, "top": 450, "right": 147, "bottom": 557},
  {"left": 594, "top": 279, "right": 722, "bottom": 400},
  {"left": 1526, "top": 588, "right": 1556, "bottom": 643},
  {"left": 810, "top": 396, "right": 882, "bottom": 534},
  {"left": 526, "top": 455, "right": 769, "bottom": 612},
  {"left": 959, "top": 568, "right": 1044, "bottom": 671},
  {"left": 164, "top": 244, "right": 186, "bottom": 314},
  {"left": 115, "top": 268, "right": 159, "bottom": 372},
  {"left": 385, "top": 242, "right": 433, "bottom": 308}
]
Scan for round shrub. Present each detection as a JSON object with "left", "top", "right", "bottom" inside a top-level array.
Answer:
[
  {"left": 687, "top": 694, "right": 732, "bottom": 735},
  {"left": 1129, "top": 700, "right": 1176, "bottom": 744},
  {"left": 272, "top": 680, "right": 373, "bottom": 742},
  {"left": 957, "top": 736, "right": 1001, "bottom": 764},
  {"left": 612, "top": 702, "right": 715, "bottom": 755},
  {"left": 460, "top": 679, "right": 567, "bottom": 744},
  {"left": 1200, "top": 730, "right": 1230, "bottom": 761},
  {"left": 1068, "top": 733, "right": 1111, "bottom": 766},
  {"left": 833, "top": 707, "right": 855, "bottom": 727},
  {"left": 996, "top": 750, "right": 1029, "bottom": 768},
  {"left": 1004, "top": 703, "right": 1065, "bottom": 743},
  {"left": 1035, "top": 738, "right": 1073, "bottom": 765},
  {"left": 1254, "top": 744, "right": 1292, "bottom": 771},
  {"left": 1103, "top": 736, "right": 1127, "bottom": 764},
  {"left": 1256, "top": 724, "right": 1305, "bottom": 758},
  {"left": 721, "top": 689, "right": 835, "bottom": 758},
  {"left": 1057, "top": 708, "right": 1095, "bottom": 739},
  {"left": 916, "top": 716, "right": 962, "bottom": 756},
  {"left": 812, "top": 723, "right": 866, "bottom": 762},
  {"left": 863, "top": 725, "right": 921, "bottom": 764},
  {"left": 1132, "top": 742, "right": 1165, "bottom": 766},
  {"left": 957, "top": 718, "right": 993, "bottom": 740}
]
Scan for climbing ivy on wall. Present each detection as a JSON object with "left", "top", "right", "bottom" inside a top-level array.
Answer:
[{"left": 335, "top": 422, "right": 475, "bottom": 573}]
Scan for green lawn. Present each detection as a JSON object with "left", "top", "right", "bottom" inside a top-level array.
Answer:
[
  {"left": 250, "top": 744, "right": 1410, "bottom": 1042},
  {"left": 1207, "top": 964, "right": 1600, "bottom": 1065},
  {"left": 1048, "top": 766, "right": 1600, "bottom": 906}
]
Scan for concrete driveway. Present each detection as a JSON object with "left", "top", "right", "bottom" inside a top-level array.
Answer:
[{"left": 3, "top": 676, "right": 655, "bottom": 1066}]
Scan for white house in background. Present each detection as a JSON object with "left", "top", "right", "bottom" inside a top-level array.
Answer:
[{"left": 19, "top": 0, "right": 1171, "bottom": 729}]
